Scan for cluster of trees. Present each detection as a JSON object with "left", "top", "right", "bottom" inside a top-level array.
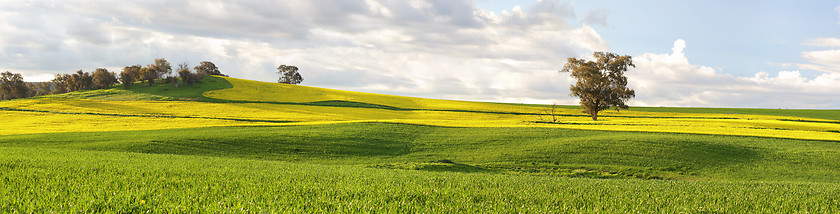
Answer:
[
  {"left": 120, "top": 59, "right": 224, "bottom": 89},
  {"left": 0, "top": 59, "right": 224, "bottom": 101},
  {"left": 0, "top": 70, "right": 120, "bottom": 100},
  {"left": 0, "top": 72, "right": 29, "bottom": 100},
  {"left": 7, "top": 52, "right": 637, "bottom": 122}
]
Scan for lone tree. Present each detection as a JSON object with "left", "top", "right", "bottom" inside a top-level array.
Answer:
[
  {"left": 277, "top": 64, "right": 303, "bottom": 84},
  {"left": 560, "top": 52, "right": 635, "bottom": 121}
]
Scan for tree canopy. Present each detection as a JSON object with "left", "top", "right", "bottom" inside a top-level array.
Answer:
[
  {"left": 51, "top": 74, "right": 70, "bottom": 94},
  {"left": 277, "top": 65, "right": 303, "bottom": 85},
  {"left": 150, "top": 58, "right": 172, "bottom": 80},
  {"left": 0, "top": 71, "right": 28, "bottom": 100},
  {"left": 120, "top": 65, "right": 142, "bottom": 89},
  {"left": 92, "top": 68, "right": 118, "bottom": 89},
  {"left": 560, "top": 52, "right": 635, "bottom": 121},
  {"left": 194, "top": 61, "right": 224, "bottom": 76},
  {"left": 141, "top": 67, "right": 157, "bottom": 86},
  {"left": 0, "top": 58, "right": 214, "bottom": 100},
  {"left": 68, "top": 70, "right": 94, "bottom": 92},
  {"left": 177, "top": 62, "right": 198, "bottom": 86}
]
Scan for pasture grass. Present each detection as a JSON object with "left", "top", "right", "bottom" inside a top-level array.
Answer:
[
  {"left": 125, "top": 76, "right": 233, "bottom": 99},
  {"left": 2, "top": 147, "right": 839, "bottom": 213},
  {"left": 2, "top": 123, "right": 839, "bottom": 182},
  {"left": 38, "top": 76, "right": 233, "bottom": 101}
]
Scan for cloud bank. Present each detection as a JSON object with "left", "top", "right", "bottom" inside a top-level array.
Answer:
[
  {"left": 1, "top": 0, "right": 603, "bottom": 104},
  {"left": 0, "top": 1, "right": 837, "bottom": 108},
  {"left": 629, "top": 39, "right": 840, "bottom": 108}
]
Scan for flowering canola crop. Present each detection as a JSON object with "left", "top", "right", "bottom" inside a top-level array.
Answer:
[{"left": 1, "top": 77, "right": 838, "bottom": 141}]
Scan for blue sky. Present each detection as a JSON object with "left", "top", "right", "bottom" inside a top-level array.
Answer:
[
  {"left": 1, "top": 1, "right": 839, "bottom": 108},
  {"left": 480, "top": 0, "right": 840, "bottom": 78}
]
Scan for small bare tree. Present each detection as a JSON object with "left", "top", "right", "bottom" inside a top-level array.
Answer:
[
  {"left": 538, "top": 102, "right": 559, "bottom": 123},
  {"left": 177, "top": 62, "right": 194, "bottom": 87}
]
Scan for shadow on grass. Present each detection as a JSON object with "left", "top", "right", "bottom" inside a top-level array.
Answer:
[
  {"left": 124, "top": 75, "right": 234, "bottom": 99},
  {"left": 370, "top": 159, "right": 497, "bottom": 173},
  {"left": 0, "top": 107, "right": 295, "bottom": 123}
]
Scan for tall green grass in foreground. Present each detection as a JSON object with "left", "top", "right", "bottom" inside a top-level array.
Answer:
[{"left": 2, "top": 147, "right": 838, "bottom": 213}]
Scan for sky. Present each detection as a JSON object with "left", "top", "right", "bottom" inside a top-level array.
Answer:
[{"left": 1, "top": 0, "right": 839, "bottom": 108}]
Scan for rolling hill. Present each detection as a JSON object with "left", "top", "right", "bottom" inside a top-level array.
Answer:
[{"left": 1, "top": 75, "right": 839, "bottom": 212}]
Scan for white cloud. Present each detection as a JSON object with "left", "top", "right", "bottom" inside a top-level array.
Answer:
[
  {"left": 805, "top": 37, "right": 840, "bottom": 47},
  {"left": 800, "top": 37, "right": 840, "bottom": 73},
  {"left": 800, "top": 49, "right": 840, "bottom": 73},
  {"left": 569, "top": 25, "right": 610, "bottom": 52},
  {"left": 3, "top": 1, "right": 838, "bottom": 109},
  {"left": 0, "top": 0, "right": 585, "bottom": 104},
  {"left": 629, "top": 39, "right": 840, "bottom": 108}
]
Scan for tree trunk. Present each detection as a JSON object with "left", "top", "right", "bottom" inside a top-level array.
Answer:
[{"left": 590, "top": 100, "right": 600, "bottom": 121}]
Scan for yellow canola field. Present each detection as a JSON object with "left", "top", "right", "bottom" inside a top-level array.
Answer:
[
  {"left": 0, "top": 110, "right": 275, "bottom": 135},
  {"left": 1, "top": 76, "right": 838, "bottom": 141}
]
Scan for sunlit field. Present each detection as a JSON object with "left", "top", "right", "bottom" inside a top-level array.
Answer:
[
  {"left": 3, "top": 147, "right": 839, "bottom": 213},
  {"left": 1, "top": 76, "right": 838, "bottom": 140},
  {"left": 2, "top": 76, "right": 839, "bottom": 212}
]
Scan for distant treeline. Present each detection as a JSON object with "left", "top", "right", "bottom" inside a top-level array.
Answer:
[{"left": 0, "top": 59, "right": 225, "bottom": 101}]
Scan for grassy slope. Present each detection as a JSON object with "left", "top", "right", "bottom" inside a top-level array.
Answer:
[
  {"left": 2, "top": 75, "right": 840, "bottom": 212},
  {"left": 207, "top": 77, "right": 840, "bottom": 120},
  {"left": 38, "top": 76, "right": 840, "bottom": 121},
  {"left": 2, "top": 123, "right": 839, "bottom": 182},
  {"left": 41, "top": 76, "right": 233, "bottom": 101}
]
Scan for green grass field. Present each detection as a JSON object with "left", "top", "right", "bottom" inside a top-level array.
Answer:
[
  {"left": 3, "top": 147, "right": 839, "bottom": 213},
  {"left": 2, "top": 76, "right": 839, "bottom": 212}
]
